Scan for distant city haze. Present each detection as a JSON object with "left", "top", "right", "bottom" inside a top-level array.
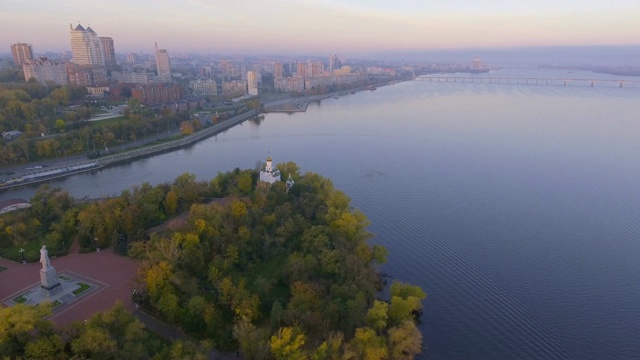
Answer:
[{"left": 1, "top": 0, "right": 639, "bottom": 59}]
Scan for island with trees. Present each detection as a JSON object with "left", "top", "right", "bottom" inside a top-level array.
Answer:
[{"left": 0, "top": 162, "right": 426, "bottom": 359}]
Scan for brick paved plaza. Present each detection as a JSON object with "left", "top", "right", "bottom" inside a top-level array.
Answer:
[{"left": 0, "top": 249, "right": 139, "bottom": 326}]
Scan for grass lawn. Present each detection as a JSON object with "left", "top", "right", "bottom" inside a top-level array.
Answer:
[
  {"left": 73, "top": 282, "right": 91, "bottom": 296},
  {"left": 51, "top": 300, "right": 62, "bottom": 308},
  {"left": 0, "top": 241, "right": 44, "bottom": 263},
  {"left": 58, "top": 275, "right": 71, "bottom": 281},
  {"left": 13, "top": 292, "right": 28, "bottom": 304}
]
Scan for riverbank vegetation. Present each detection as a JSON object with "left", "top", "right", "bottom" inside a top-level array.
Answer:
[{"left": 0, "top": 163, "right": 426, "bottom": 358}]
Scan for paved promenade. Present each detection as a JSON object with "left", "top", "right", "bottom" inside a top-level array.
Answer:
[{"left": 0, "top": 248, "right": 139, "bottom": 327}]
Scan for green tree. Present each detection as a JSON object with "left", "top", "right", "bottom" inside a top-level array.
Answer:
[
  {"left": 233, "top": 317, "right": 270, "bottom": 360},
  {"left": 24, "top": 334, "right": 66, "bottom": 359},
  {"left": 70, "top": 327, "right": 118, "bottom": 359},
  {"left": 54, "top": 118, "right": 66, "bottom": 133},
  {"left": 270, "top": 300, "right": 284, "bottom": 330},
  {"left": 366, "top": 300, "right": 389, "bottom": 333},
  {"left": 157, "top": 292, "right": 181, "bottom": 323},
  {"left": 238, "top": 171, "right": 253, "bottom": 194},
  {"left": 388, "top": 281, "right": 427, "bottom": 326}
]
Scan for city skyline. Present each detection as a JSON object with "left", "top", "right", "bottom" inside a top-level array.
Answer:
[{"left": 1, "top": 0, "right": 639, "bottom": 56}]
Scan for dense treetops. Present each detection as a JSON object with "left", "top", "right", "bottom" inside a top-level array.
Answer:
[
  {"left": 0, "top": 162, "right": 426, "bottom": 358},
  {"left": 0, "top": 302, "right": 208, "bottom": 359},
  {"left": 0, "top": 82, "right": 190, "bottom": 165}
]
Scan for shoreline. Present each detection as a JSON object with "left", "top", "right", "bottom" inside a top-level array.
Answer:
[
  {"left": 0, "top": 78, "right": 407, "bottom": 193},
  {"left": 0, "top": 110, "right": 257, "bottom": 192}
]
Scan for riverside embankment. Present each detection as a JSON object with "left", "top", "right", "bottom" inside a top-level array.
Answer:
[
  {"left": 0, "top": 77, "right": 406, "bottom": 192},
  {"left": 0, "top": 110, "right": 258, "bottom": 191}
]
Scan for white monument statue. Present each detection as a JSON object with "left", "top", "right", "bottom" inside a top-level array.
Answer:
[
  {"left": 39, "top": 244, "right": 60, "bottom": 293},
  {"left": 40, "top": 245, "right": 51, "bottom": 270}
]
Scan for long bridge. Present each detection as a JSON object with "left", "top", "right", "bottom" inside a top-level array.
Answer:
[{"left": 416, "top": 76, "right": 640, "bottom": 87}]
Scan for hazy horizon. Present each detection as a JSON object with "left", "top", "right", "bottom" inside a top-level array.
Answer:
[{"left": 2, "top": 0, "right": 639, "bottom": 58}]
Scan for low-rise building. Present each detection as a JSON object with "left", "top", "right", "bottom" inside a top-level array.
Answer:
[
  {"left": 189, "top": 78, "right": 217, "bottom": 96},
  {"left": 131, "top": 83, "right": 184, "bottom": 106},
  {"left": 66, "top": 63, "right": 107, "bottom": 86},
  {"left": 274, "top": 76, "right": 305, "bottom": 92},
  {"left": 111, "top": 71, "right": 154, "bottom": 84},
  {"left": 86, "top": 86, "right": 110, "bottom": 97},
  {"left": 23, "top": 57, "right": 68, "bottom": 86},
  {"left": 222, "top": 80, "right": 247, "bottom": 96}
]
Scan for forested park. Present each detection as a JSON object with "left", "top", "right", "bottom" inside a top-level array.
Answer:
[
  {"left": 0, "top": 81, "right": 201, "bottom": 166},
  {"left": 0, "top": 162, "right": 426, "bottom": 359}
]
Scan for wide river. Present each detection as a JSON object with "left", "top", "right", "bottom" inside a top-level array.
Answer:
[{"left": 3, "top": 68, "right": 640, "bottom": 359}]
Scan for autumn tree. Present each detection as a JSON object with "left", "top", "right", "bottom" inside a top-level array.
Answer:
[
  {"left": 0, "top": 303, "right": 58, "bottom": 359},
  {"left": 345, "top": 327, "right": 387, "bottom": 360},
  {"left": 270, "top": 327, "right": 306, "bottom": 360},
  {"left": 388, "top": 321, "right": 423, "bottom": 360},
  {"left": 180, "top": 120, "right": 194, "bottom": 135}
]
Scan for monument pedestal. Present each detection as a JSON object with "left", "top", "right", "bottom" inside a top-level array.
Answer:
[{"left": 40, "top": 266, "right": 62, "bottom": 297}]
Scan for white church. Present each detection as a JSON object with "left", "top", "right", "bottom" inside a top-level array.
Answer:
[{"left": 259, "top": 155, "right": 281, "bottom": 185}]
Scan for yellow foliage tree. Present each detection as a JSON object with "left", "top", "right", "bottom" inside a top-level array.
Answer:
[
  {"left": 388, "top": 320, "right": 423, "bottom": 360},
  {"left": 346, "top": 327, "right": 387, "bottom": 360},
  {"left": 164, "top": 190, "right": 178, "bottom": 216},
  {"left": 144, "top": 261, "right": 172, "bottom": 300},
  {"left": 231, "top": 200, "right": 248, "bottom": 218},
  {"left": 270, "top": 327, "right": 306, "bottom": 360}
]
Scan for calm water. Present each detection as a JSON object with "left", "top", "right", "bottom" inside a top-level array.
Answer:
[{"left": 3, "top": 69, "right": 640, "bottom": 359}]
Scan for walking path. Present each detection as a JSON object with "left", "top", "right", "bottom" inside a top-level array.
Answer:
[
  {"left": 133, "top": 310, "right": 235, "bottom": 360},
  {"left": 68, "top": 238, "right": 80, "bottom": 255}
]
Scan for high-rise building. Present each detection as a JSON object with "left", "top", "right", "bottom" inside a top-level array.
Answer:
[
  {"left": 306, "top": 61, "right": 323, "bottom": 78},
  {"left": 329, "top": 54, "right": 340, "bottom": 73},
  {"left": 154, "top": 42, "right": 171, "bottom": 83},
  {"left": 296, "top": 63, "right": 306, "bottom": 78},
  {"left": 22, "top": 57, "right": 68, "bottom": 86},
  {"left": 69, "top": 24, "right": 105, "bottom": 66},
  {"left": 247, "top": 70, "right": 258, "bottom": 96},
  {"left": 99, "top": 37, "right": 116, "bottom": 68},
  {"left": 11, "top": 43, "right": 34, "bottom": 67},
  {"left": 273, "top": 62, "right": 284, "bottom": 78}
]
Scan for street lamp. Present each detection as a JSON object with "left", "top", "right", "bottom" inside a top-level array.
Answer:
[{"left": 19, "top": 248, "right": 26, "bottom": 264}]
